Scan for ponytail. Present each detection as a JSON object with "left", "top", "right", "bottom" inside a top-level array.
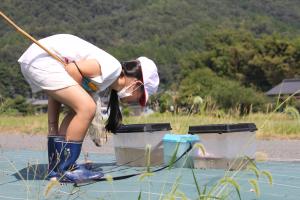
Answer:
[
  {"left": 105, "top": 90, "right": 122, "bottom": 133},
  {"left": 105, "top": 60, "right": 143, "bottom": 133}
]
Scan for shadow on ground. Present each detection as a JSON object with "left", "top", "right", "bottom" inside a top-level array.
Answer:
[{"left": 13, "top": 162, "right": 116, "bottom": 180}]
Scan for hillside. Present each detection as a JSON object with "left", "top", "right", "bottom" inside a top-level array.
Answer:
[{"left": 1, "top": 0, "right": 300, "bottom": 99}]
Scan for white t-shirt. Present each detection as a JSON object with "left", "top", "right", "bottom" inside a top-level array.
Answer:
[{"left": 18, "top": 34, "right": 122, "bottom": 92}]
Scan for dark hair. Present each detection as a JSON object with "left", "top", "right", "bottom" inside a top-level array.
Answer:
[{"left": 105, "top": 60, "right": 144, "bottom": 133}]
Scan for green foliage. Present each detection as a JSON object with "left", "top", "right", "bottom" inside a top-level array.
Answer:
[
  {"left": 1, "top": 0, "right": 300, "bottom": 113},
  {"left": 247, "top": 165, "right": 260, "bottom": 180},
  {"left": 284, "top": 106, "right": 300, "bottom": 120},
  {"left": 189, "top": 160, "right": 273, "bottom": 200},
  {"left": 0, "top": 95, "right": 33, "bottom": 115},
  {"left": 156, "top": 92, "right": 174, "bottom": 113},
  {"left": 248, "top": 179, "right": 260, "bottom": 198},
  {"left": 168, "top": 142, "right": 180, "bottom": 170},
  {"left": 178, "top": 68, "right": 268, "bottom": 113},
  {"left": 121, "top": 106, "right": 132, "bottom": 117},
  {"left": 191, "top": 169, "right": 201, "bottom": 198},
  {"left": 219, "top": 177, "right": 242, "bottom": 200},
  {"left": 193, "top": 143, "right": 206, "bottom": 157},
  {"left": 137, "top": 191, "right": 142, "bottom": 200},
  {"left": 195, "top": 29, "right": 300, "bottom": 91},
  {"left": 145, "top": 144, "right": 151, "bottom": 173},
  {"left": 163, "top": 176, "right": 185, "bottom": 200},
  {"left": 261, "top": 170, "right": 273, "bottom": 186}
]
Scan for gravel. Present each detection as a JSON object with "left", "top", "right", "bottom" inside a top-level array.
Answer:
[
  {"left": 0, "top": 133, "right": 115, "bottom": 154},
  {"left": 1, "top": 133, "right": 300, "bottom": 161}
]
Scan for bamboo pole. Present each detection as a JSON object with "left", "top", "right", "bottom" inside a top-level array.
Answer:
[
  {"left": 0, "top": 11, "right": 65, "bottom": 66},
  {"left": 0, "top": 11, "right": 99, "bottom": 92}
]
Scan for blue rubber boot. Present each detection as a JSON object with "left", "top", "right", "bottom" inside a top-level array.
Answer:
[
  {"left": 55, "top": 140, "right": 104, "bottom": 183},
  {"left": 47, "top": 136, "right": 96, "bottom": 180},
  {"left": 47, "top": 136, "right": 64, "bottom": 180}
]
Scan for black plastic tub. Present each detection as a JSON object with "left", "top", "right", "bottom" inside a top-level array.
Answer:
[
  {"left": 188, "top": 123, "right": 257, "bottom": 134},
  {"left": 116, "top": 123, "right": 172, "bottom": 133}
]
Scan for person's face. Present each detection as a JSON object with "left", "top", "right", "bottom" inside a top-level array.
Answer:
[{"left": 119, "top": 80, "right": 144, "bottom": 104}]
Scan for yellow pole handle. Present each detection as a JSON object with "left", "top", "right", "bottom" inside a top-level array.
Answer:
[{"left": 0, "top": 11, "right": 66, "bottom": 66}]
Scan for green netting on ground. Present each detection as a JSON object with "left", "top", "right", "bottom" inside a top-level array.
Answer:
[{"left": 0, "top": 149, "right": 299, "bottom": 200}]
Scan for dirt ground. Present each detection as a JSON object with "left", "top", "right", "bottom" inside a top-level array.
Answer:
[{"left": 1, "top": 133, "right": 300, "bottom": 161}]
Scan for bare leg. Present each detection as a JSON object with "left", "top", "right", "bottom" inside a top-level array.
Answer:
[
  {"left": 45, "top": 85, "right": 96, "bottom": 142},
  {"left": 48, "top": 96, "right": 62, "bottom": 136},
  {"left": 59, "top": 110, "right": 75, "bottom": 136}
]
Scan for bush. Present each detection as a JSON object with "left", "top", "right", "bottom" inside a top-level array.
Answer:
[
  {"left": 0, "top": 95, "right": 34, "bottom": 115},
  {"left": 122, "top": 106, "right": 132, "bottom": 117},
  {"left": 178, "top": 68, "right": 268, "bottom": 113}
]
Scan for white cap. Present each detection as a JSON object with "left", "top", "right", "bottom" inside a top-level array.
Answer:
[{"left": 137, "top": 56, "right": 159, "bottom": 106}]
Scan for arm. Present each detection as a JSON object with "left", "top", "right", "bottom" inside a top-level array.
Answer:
[{"left": 65, "top": 59, "right": 102, "bottom": 84}]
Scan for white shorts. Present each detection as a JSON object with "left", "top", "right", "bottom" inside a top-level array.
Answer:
[{"left": 20, "top": 55, "right": 78, "bottom": 93}]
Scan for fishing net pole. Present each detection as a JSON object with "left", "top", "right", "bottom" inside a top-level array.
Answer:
[
  {"left": 0, "top": 11, "right": 65, "bottom": 65},
  {"left": 1, "top": 11, "right": 106, "bottom": 147}
]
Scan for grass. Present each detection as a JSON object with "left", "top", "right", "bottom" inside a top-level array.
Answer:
[
  {"left": 0, "top": 112, "right": 300, "bottom": 139},
  {"left": 0, "top": 111, "right": 277, "bottom": 199},
  {"left": 124, "top": 112, "right": 300, "bottom": 139},
  {"left": 0, "top": 114, "right": 48, "bottom": 134}
]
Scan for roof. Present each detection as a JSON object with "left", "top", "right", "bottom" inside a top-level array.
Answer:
[{"left": 266, "top": 79, "right": 300, "bottom": 96}]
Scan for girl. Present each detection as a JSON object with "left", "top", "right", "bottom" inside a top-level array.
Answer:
[{"left": 18, "top": 34, "right": 159, "bottom": 183}]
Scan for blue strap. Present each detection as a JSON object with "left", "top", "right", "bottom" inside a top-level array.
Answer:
[
  {"left": 82, "top": 77, "right": 94, "bottom": 92},
  {"left": 72, "top": 61, "right": 94, "bottom": 92}
]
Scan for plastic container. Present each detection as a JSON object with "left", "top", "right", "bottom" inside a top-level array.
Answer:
[
  {"left": 113, "top": 123, "right": 172, "bottom": 167},
  {"left": 163, "top": 134, "right": 200, "bottom": 168},
  {"left": 188, "top": 123, "right": 257, "bottom": 170}
]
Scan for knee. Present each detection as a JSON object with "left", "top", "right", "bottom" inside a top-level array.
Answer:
[{"left": 77, "top": 101, "right": 96, "bottom": 121}]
